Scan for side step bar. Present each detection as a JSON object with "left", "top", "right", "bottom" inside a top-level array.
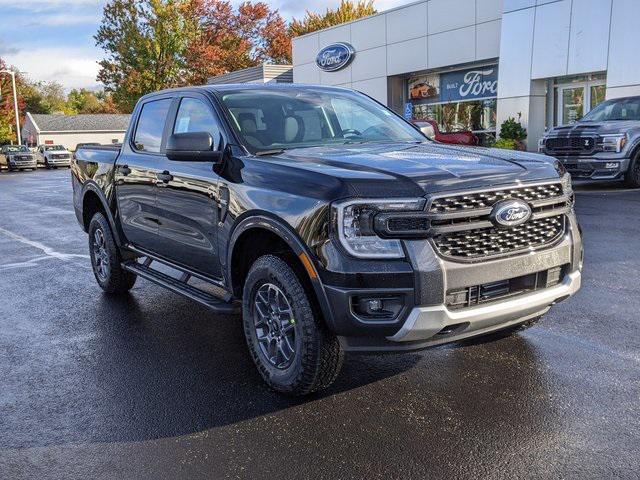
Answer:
[{"left": 122, "top": 260, "right": 240, "bottom": 315}]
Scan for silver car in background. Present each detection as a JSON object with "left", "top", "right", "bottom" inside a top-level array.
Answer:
[{"left": 0, "top": 145, "right": 37, "bottom": 172}]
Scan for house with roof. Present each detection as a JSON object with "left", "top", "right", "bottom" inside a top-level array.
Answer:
[{"left": 21, "top": 113, "right": 131, "bottom": 150}]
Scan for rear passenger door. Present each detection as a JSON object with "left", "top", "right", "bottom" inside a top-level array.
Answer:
[
  {"left": 115, "top": 96, "right": 173, "bottom": 251},
  {"left": 153, "top": 94, "right": 224, "bottom": 278}
]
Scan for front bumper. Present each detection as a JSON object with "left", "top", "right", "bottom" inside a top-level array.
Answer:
[
  {"left": 387, "top": 270, "right": 580, "bottom": 345},
  {"left": 325, "top": 212, "right": 582, "bottom": 352},
  {"left": 547, "top": 154, "right": 630, "bottom": 181},
  {"left": 45, "top": 157, "right": 72, "bottom": 166},
  {"left": 8, "top": 160, "right": 37, "bottom": 169}
]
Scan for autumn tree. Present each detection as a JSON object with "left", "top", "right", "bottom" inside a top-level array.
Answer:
[
  {"left": 0, "top": 58, "right": 26, "bottom": 144},
  {"left": 95, "top": 0, "right": 193, "bottom": 112},
  {"left": 289, "top": 0, "right": 376, "bottom": 37},
  {"left": 184, "top": 0, "right": 291, "bottom": 84}
]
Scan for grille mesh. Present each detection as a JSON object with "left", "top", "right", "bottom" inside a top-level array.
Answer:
[
  {"left": 429, "top": 183, "right": 563, "bottom": 214},
  {"left": 545, "top": 136, "right": 595, "bottom": 153},
  {"left": 433, "top": 215, "right": 565, "bottom": 259}
]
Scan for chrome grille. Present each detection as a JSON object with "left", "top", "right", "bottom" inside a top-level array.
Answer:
[
  {"left": 433, "top": 215, "right": 565, "bottom": 259},
  {"left": 429, "top": 183, "right": 563, "bottom": 214},
  {"left": 426, "top": 181, "right": 570, "bottom": 260}
]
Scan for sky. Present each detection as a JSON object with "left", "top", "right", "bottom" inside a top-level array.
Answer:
[{"left": 0, "top": 0, "right": 412, "bottom": 91}]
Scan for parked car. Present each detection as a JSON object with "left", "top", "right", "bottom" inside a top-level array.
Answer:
[
  {"left": 0, "top": 145, "right": 37, "bottom": 171},
  {"left": 413, "top": 119, "right": 479, "bottom": 146},
  {"left": 37, "top": 144, "right": 72, "bottom": 169},
  {"left": 72, "top": 84, "right": 582, "bottom": 396},
  {"left": 539, "top": 95, "right": 640, "bottom": 186}
]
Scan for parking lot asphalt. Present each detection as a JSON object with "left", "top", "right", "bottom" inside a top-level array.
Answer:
[{"left": 0, "top": 169, "right": 639, "bottom": 480}]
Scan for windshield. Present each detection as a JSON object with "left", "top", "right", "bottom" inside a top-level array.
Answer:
[
  {"left": 217, "top": 88, "right": 426, "bottom": 154},
  {"left": 582, "top": 97, "right": 640, "bottom": 122},
  {"left": 2, "top": 145, "right": 29, "bottom": 153},
  {"left": 44, "top": 145, "right": 65, "bottom": 151}
]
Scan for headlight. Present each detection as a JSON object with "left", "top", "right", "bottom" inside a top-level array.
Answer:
[
  {"left": 598, "top": 134, "right": 626, "bottom": 153},
  {"left": 560, "top": 172, "right": 574, "bottom": 206},
  {"left": 554, "top": 159, "right": 567, "bottom": 177},
  {"left": 333, "top": 198, "right": 426, "bottom": 259},
  {"left": 538, "top": 137, "right": 546, "bottom": 152}
]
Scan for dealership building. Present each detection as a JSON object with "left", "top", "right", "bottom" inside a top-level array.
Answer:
[{"left": 292, "top": 0, "right": 639, "bottom": 150}]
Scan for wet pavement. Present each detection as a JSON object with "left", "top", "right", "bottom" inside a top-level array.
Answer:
[{"left": 1, "top": 169, "right": 639, "bottom": 479}]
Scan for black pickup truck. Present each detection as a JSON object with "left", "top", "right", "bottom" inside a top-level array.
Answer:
[{"left": 72, "top": 84, "right": 583, "bottom": 395}]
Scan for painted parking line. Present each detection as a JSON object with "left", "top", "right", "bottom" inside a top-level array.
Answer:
[{"left": 0, "top": 226, "right": 89, "bottom": 262}]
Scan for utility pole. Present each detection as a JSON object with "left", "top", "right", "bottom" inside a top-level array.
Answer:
[{"left": 0, "top": 70, "right": 21, "bottom": 145}]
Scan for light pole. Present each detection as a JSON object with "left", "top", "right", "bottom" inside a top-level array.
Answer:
[{"left": 0, "top": 70, "right": 21, "bottom": 145}]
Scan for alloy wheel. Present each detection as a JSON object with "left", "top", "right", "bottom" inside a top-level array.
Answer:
[
  {"left": 253, "top": 283, "right": 297, "bottom": 369},
  {"left": 92, "top": 228, "right": 110, "bottom": 281}
]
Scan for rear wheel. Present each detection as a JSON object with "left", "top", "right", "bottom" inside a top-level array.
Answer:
[
  {"left": 242, "top": 255, "right": 343, "bottom": 396},
  {"left": 625, "top": 152, "right": 640, "bottom": 188},
  {"left": 88, "top": 212, "right": 137, "bottom": 294}
]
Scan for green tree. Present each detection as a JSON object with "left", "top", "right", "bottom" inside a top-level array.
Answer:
[
  {"left": 95, "top": 0, "right": 193, "bottom": 112},
  {"left": 68, "top": 89, "right": 104, "bottom": 113},
  {"left": 289, "top": 0, "right": 376, "bottom": 37}
]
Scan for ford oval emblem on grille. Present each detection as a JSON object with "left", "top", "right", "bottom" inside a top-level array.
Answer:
[
  {"left": 490, "top": 199, "right": 532, "bottom": 227},
  {"left": 316, "top": 43, "right": 355, "bottom": 72}
]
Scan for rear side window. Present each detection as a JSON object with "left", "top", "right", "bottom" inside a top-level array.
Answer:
[{"left": 134, "top": 98, "right": 172, "bottom": 153}]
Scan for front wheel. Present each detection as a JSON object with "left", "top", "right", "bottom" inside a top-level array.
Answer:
[
  {"left": 88, "top": 212, "right": 137, "bottom": 294},
  {"left": 242, "top": 255, "right": 343, "bottom": 396},
  {"left": 625, "top": 152, "right": 640, "bottom": 188}
]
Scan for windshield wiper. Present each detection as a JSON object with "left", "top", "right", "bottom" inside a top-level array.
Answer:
[{"left": 255, "top": 149, "right": 285, "bottom": 156}]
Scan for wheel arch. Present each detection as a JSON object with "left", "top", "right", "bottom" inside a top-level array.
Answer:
[
  {"left": 81, "top": 183, "right": 123, "bottom": 247},
  {"left": 227, "top": 214, "right": 336, "bottom": 331}
]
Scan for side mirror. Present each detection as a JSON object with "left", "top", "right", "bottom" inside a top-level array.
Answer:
[{"left": 166, "top": 132, "right": 222, "bottom": 162}]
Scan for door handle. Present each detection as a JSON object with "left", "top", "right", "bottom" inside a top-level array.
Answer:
[
  {"left": 119, "top": 165, "right": 131, "bottom": 176},
  {"left": 156, "top": 171, "right": 173, "bottom": 183}
]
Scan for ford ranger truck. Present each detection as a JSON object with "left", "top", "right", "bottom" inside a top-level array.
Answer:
[
  {"left": 539, "top": 95, "right": 640, "bottom": 186},
  {"left": 72, "top": 84, "right": 583, "bottom": 396}
]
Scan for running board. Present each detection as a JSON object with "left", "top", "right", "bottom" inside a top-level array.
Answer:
[{"left": 122, "top": 261, "right": 240, "bottom": 315}]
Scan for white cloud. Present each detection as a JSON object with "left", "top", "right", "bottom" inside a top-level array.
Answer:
[
  {"left": 21, "top": 13, "right": 101, "bottom": 27},
  {"left": 3, "top": 46, "right": 101, "bottom": 90}
]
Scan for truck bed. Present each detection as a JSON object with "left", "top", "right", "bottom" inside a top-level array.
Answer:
[{"left": 74, "top": 145, "right": 121, "bottom": 165}]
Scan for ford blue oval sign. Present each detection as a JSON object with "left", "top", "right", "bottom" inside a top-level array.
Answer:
[
  {"left": 316, "top": 43, "right": 355, "bottom": 72},
  {"left": 490, "top": 199, "right": 532, "bottom": 228}
]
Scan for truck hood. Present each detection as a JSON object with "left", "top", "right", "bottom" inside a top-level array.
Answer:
[
  {"left": 546, "top": 120, "right": 639, "bottom": 136},
  {"left": 262, "top": 142, "right": 560, "bottom": 195}
]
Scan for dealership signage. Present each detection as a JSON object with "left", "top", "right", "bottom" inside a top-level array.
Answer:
[
  {"left": 316, "top": 43, "right": 356, "bottom": 72},
  {"left": 440, "top": 66, "right": 499, "bottom": 102}
]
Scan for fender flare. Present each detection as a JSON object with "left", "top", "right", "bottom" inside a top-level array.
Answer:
[
  {"left": 227, "top": 214, "right": 336, "bottom": 331},
  {"left": 81, "top": 181, "right": 124, "bottom": 247}
]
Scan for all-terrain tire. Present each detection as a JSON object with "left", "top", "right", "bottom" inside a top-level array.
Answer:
[
  {"left": 242, "top": 255, "right": 344, "bottom": 396},
  {"left": 625, "top": 151, "right": 640, "bottom": 188},
  {"left": 88, "top": 212, "right": 137, "bottom": 294}
]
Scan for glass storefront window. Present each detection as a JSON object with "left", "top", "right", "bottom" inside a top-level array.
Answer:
[
  {"left": 412, "top": 99, "right": 497, "bottom": 133},
  {"left": 562, "top": 87, "right": 585, "bottom": 124},
  {"left": 590, "top": 84, "right": 606, "bottom": 110}
]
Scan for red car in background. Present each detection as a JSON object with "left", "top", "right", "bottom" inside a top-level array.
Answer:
[{"left": 412, "top": 119, "right": 479, "bottom": 146}]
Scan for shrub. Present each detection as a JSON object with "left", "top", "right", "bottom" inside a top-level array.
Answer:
[
  {"left": 493, "top": 138, "right": 519, "bottom": 150},
  {"left": 499, "top": 117, "right": 527, "bottom": 141}
]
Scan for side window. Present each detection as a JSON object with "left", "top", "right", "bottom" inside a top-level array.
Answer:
[
  {"left": 133, "top": 98, "right": 172, "bottom": 153},
  {"left": 174, "top": 98, "right": 221, "bottom": 148}
]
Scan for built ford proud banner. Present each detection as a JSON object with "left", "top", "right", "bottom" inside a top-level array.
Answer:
[{"left": 440, "top": 66, "right": 499, "bottom": 103}]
